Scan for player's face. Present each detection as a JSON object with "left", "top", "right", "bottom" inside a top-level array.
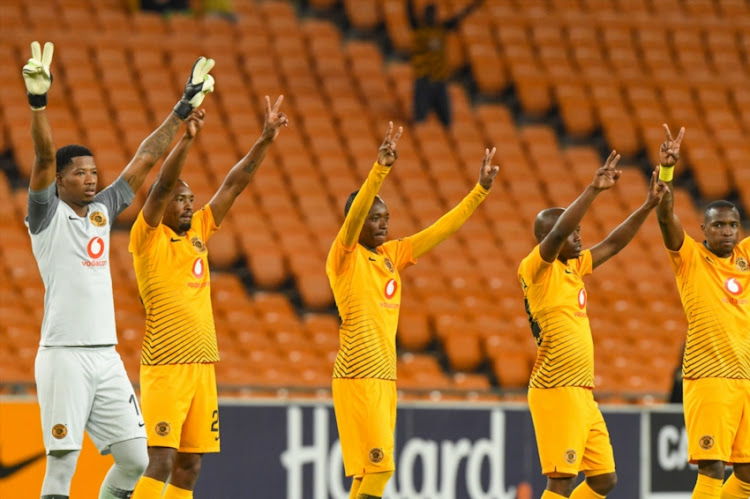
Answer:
[
  {"left": 163, "top": 182, "right": 194, "bottom": 235},
  {"left": 559, "top": 226, "right": 582, "bottom": 261},
  {"left": 702, "top": 207, "right": 740, "bottom": 258},
  {"left": 359, "top": 199, "right": 389, "bottom": 250},
  {"left": 57, "top": 156, "right": 97, "bottom": 206}
]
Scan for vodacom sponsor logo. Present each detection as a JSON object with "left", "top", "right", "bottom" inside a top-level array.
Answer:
[
  {"left": 82, "top": 237, "right": 107, "bottom": 267},
  {"left": 577, "top": 289, "right": 587, "bottom": 309},
  {"left": 724, "top": 277, "right": 743, "bottom": 296},
  {"left": 192, "top": 257, "right": 205, "bottom": 279},
  {"left": 384, "top": 279, "right": 398, "bottom": 299}
]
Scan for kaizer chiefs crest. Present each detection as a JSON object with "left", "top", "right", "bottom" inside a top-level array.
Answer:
[
  {"left": 89, "top": 211, "right": 107, "bottom": 227},
  {"left": 52, "top": 424, "right": 67, "bottom": 439},
  {"left": 155, "top": 421, "right": 171, "bottom": 437},
  {"left": 190, "top": 236, "right": 206, "bottom": 254},
  {"left": 699, "top": 435, "right": 715, "bottom": 450},
  {"left": 564, "top": 449, "right": 577, "bottom": 465},
  {"left": 736, "top": 257, "right": 748, "bottom": 272},
  {"left": 369, "top": 448, "right": 384, "bottom": 464},
  {"left": 383, "top": 258, "right": 394, "bottom": 273}
]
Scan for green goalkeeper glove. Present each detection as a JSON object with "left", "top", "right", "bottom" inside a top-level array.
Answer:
[
  {"left": 22, "top": 41, "right": 54, "bottom": 110},
  {"left": 173, "top": 57, "right": 215, "bottom": 120}
]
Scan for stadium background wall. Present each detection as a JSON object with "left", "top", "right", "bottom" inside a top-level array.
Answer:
[{"left": 0, "top": 397, "right": 696, "bottom": 498}]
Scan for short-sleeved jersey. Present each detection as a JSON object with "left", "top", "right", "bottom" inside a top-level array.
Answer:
[
  {"left": 26, "top": 178, "right": 134, "bottom": 346},
  {"left": 667, "top": 233, "right": 750, "bottom": 379},
  {"left": 518, "top": 246, "right": 595, "bottom": 388},
  {"left": 327, "top": 237, "right": 415, "bottom": 380},
  {"left": 129, "top": 205, "right": 219, "bottom": 365}
]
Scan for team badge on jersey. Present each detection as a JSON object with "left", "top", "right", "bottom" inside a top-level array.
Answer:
[
  {"left": 155, "top": 421, "right": 171, "bottom": 437},
  {"left": 191, "top": 236, "right": 206, "bottom": 254},
  {"left": 52, "top": 424, "right": 67, "bottom": 439},
  {"left": 564, "top": 449, "right": 577, "bottom": 465},
  {"left": 384, "top": 257, "right": 394, "bottom": 273},
  {"left": 699, "top": 435, "right": 714, "bottom": 450},
  {"left": 736, "top": 257, "right": 748, "bottom": 272},
  {"left": 369, "top": 448, "right": 384, "bottom": 464},
  {"left": 89, "top": 211, "right": 107, "bottom": 227}
]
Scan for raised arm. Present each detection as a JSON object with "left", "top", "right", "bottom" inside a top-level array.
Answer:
[
  {"left": 208, "top": 95, "right": 288, "bottom": 226},
  {"left": 23, "top": 41, "right": 56, "bottom": 190},
  {"left": 539, "top": 151, "right": 621, "bottom": 263},
  {"left": 444, "top": 0, "right": 483, "bottom": 29},
  {"left": 590, "top": 167, "right": 669, "bottom": 269},
  {"left": 409, "top": 147, "right": 498, "bottom": 258},
  {"left": 141, "top": 109, "right": 205, "bottom": 227},
  {"left": 118, "top": 57, "right": 215, "bottom": 193},
  {"left": 655, "top": 124, "right": 686, "bottom": 251}
]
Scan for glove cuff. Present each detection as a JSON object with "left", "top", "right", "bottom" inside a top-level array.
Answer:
[
  {"left": 27, "top": 93, "right": 47, "bottom": 110},
  {"left": 173, "top": 99, "right": 192, "bottom": 120}
]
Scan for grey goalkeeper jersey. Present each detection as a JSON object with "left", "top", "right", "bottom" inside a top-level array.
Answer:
[{"left": 26, "top": 178, "right": 134, "bottom": 346}]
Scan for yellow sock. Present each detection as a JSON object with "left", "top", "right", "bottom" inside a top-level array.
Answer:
[
  {"left": 358, "top": 471, "right": 394, "bottom": 497},
  {"left": 721, "top": 474, "right": 750, "bottom": 498},
  {"left": 349, "top": 477, "right": 362, "bottom": 499},
  {"left": 541, "top": 491, "right": 568, "bottom": 498},
  {"left": 163, "top": 484, "right": 192, "bottom": 499},
  {"left": 694, "top": 474, "right": 723, "bottom": 499},
  {"left": 571, "top": 480, "right": 605, "bottom": 498},
  {"left": 132, "top": 476, "right": 166, "bottom": 499}
]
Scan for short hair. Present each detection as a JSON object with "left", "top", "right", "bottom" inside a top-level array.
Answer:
[
  {"left": 147, "top": 178, "right": 188, "bottom": 197},
  {"left": 344, "top": 190, "right": 384, "bottom": 217},
  {"left": 704, "top": 200, "right": 738, "bottom": 218},
  {"left": 56, "top": 145, "right": 93, "bottom": 173}
]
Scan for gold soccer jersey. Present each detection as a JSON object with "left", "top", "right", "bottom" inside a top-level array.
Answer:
[
  {"left": 518, "top": 246, "right": 595, "bottom": 388},
  {"left": 326, "top": 162, "right": 488, "bottom": 380},
  {"left": 129, "top": 206, "right": 219, "bottom": 365},
  {"left": 667, "top": 233, "right": 750, "bottom": 379}
]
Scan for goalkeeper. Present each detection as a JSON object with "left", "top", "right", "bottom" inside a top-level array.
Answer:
[
  {"left": 21, "top": 41, "right": 215, "bottom": 499},
  {"left": 655, "top": 124, "right": 750, "bottom": 499}
]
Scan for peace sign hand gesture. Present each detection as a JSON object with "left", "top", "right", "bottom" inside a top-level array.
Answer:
[
  {"left": 591, "top": 150, "right": 622, "bottom": 191},
  {"left": 659, "top": 124, "right": 685, "bottom": 168},
  {"left": 261, "top": 95, "right": 289, "bottom": 141},
  {"left": 377, "top": 122, "right": 403, "bottom": 167},
  {"left": 478, "top": 147, "right": 499, "bottom": 190}
]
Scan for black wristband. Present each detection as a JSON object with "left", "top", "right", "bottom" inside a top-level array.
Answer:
[
  {"left": 28, "top": 93, "right": 47, "bottom": 109},
  {"left": 173, "top": 99, "right": 191, "bottom": 120}
]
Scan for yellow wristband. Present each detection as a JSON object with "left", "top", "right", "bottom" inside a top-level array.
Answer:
[{"left": 658, "top": 165, "right": 674, "bottom": 182}]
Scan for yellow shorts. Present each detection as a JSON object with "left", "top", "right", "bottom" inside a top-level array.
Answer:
[
  {"left": 528, "top": 386, "right": 615, "bottom": 477},
  {"left": 332, "top": 378, "right": 397, "bottom": 477},
  {"left": 683, "top": 377, "right": 750, "bottom": 464},
  {"left": 140, "top": 363, "right": 220, "bottom": 453}
]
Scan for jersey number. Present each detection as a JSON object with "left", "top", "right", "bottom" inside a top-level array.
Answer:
[
  {"left": 211, "top": 410, "right": 219, "bottom": 441},
  {"left": 129, "top": 394, "right": 141, "bottom": 416}
]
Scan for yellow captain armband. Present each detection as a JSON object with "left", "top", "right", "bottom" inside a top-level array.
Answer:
[{"left": 658, "top": 165, "right": 674, "bottom": 182}]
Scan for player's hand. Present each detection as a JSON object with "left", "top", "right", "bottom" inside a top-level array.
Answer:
[
  {"left": 478, "top": 147, "right": 499, "bottom": 190},
  {"left": 261, "top": 95, "right": 289, "bottom": 141},
  {"left": 659, "top": 124, "right": 685, "bottom": 168},
  {"left": 645, "top": 165, "right": 670, "bottom": 208},
  {"left": 377, "top": 121, "right": 402, "bottom": 167},
  {"left": 184, "top": 109, "right": 206, "bottom": 139},
  {"left": 591, "top": 150, "right": 621, "bottom": 191},
  {"left": 23, "top": 41, "right": 54, "bottom": 109},
  {"left": 173, "top": 57, "right": 215, "bottom": 120}
]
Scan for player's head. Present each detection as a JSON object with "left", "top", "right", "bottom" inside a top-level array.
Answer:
[
  {"left": 534, "top": 207, "right": 582, "bottom": 261},
  {"left": 701, "top": 200, "right": 740, "bottom": 257},
  {"left": 423, "top": 3, "right": 437, "bottom": 25},
  {"left": 344, "top": 190, "right": 388, "bottom": 249},
  {"left": 55, "top": 145, "right": 96, "bottom": 206},
  {"left": 161, "top": 179, "right": 194, "bottom": 235}
]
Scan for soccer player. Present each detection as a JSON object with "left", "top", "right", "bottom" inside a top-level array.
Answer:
[
  {"left": 518, "top": 151, "right": 669, "bottom": 499},
  {"left": 22, "top": 40, "right": 214, "bottom": 499},
  {"left": 129, "top": 96, "right": 288, "bottom": 498},
  {"left": 326, "top": 122, "right": 498, "bottom": 499},
  {"left": 655, "top": 124, "right": 750, "bottom": 499}
]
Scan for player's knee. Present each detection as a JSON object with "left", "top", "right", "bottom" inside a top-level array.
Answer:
[
  {"left": 588, "top": 472, "right": 617, "bottom": 495},
  {"left": 698, "top": 460, "right": 725, "bottom": 479},
  {"left": 118, "top": 446, "right": 149, "bottom": 479},
  {"left": 173, "top": 453, "right": 202, "bottom": 479},
  {"left": 546, "top": 475, "right": 576, "bottom": 495},
  {"left": 732, "top": 463, "right": 750, "bottom": 483},
  {"left": 45, "top": 451, "right": 78, "bottom": 487}
]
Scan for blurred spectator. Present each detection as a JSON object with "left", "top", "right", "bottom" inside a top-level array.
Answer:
[
  {"left": 135, "top": 0, "right": 234, "bottom": 19},
  {"left": 138, "top": 0, "right": 189, "bottom": 14},
  {"left": 407, "top": 0, "right": 482, "bottom": 127}
]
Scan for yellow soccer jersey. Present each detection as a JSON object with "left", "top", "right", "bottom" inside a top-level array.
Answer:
[
  {"left": 667, "top": 233, "right": 750, "bottom": 379},
  {"left": 518, "top": 246, "right": 595, "bottom": 388},
  {"left": 129, "top": 205, "right": 220, "bottom": 365}
]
